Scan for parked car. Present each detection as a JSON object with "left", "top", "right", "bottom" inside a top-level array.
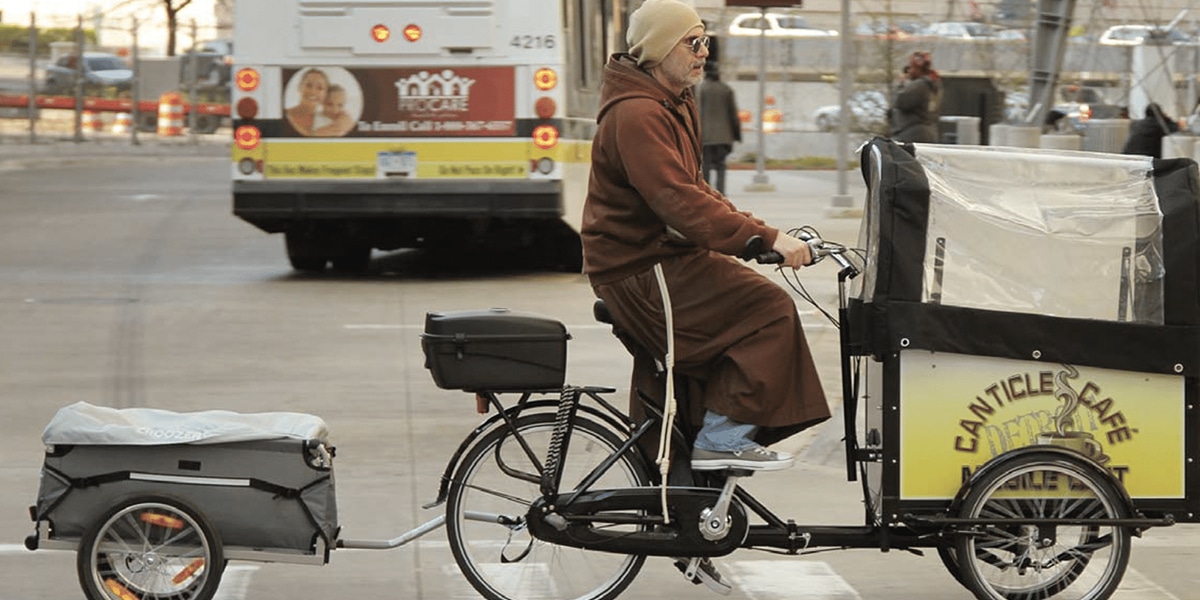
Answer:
[
  {"left": 728, "top": 12, "right": 837, "bottom": 38},
  {"left": 855, "top": 20, "right": 923, "bottom": 40},
  {"left": 180, "top": 38, "right": 234, "bottom": 87},
  {"left": 1098, "top": 25, "right": 1192, "bottom": 46},
  {"left": 42, "top": 52, "right": 133, "bottom": 96},
  {"left": 811, "top": 90, "right": 888, "bottom": 133},
  {"left": 920, "top": 21, "right": 1000, "bottom": 40}
]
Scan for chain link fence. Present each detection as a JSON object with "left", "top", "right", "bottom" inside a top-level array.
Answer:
[{"left": 0, "top": 12, "right": 230, "bottom": 143}]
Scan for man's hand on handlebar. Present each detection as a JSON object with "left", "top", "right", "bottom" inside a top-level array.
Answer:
[{"left": 772, "top": 233, "right": 814, "bottom": 269}]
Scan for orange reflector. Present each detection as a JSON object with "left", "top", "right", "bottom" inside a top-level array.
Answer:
[
  {"left": 172, "top": 558, "right": 206, "bottom": 585},
  {"left": 534, "top": 68, "right": 557, "bottom": 91},
  {"left": 532, "top": 125, "right": 559, "bottom": 149},
  {"left": 236, "top": 97, "right": 259, "bottom": 120},
  {"left": 235, "top": 68, "right": 259, "bottom": 92},
  {"left": 105, "top": 578, "right": 140, "bottom": 600},
  {"left": 403, "top": 24, "right": 422, "bottom": 42},
  {"left": 534, "top": 96, "right": 556, "bottom": 119},
  {"left": 235, "top": 125, "right": 261, "bottom": 150},
  {"left": 140, "top": 512, "right": 185, "bottom": 530},
  {"left": 371, "top": 24, "right": 390, "bottom": 42}
]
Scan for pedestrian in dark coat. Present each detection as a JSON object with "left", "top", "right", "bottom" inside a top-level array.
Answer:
[
  {"left": 697, "top": 65, "right": 741, "bottom": 194},
  {"left": 889, "top": 51, "right": 942, "bottom": 143},
  {"left": 582, "top": 0, "right": 830, "bottom": 476},
  {"left": 1121, "top": 102, "right": 1180, "bottom": 159}
]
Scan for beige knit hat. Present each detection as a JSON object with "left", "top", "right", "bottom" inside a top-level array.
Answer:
[{"left": 626, "top": 0, "right": 704, "bottom": 67}]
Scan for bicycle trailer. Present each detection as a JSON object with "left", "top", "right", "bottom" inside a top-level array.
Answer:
[{"left": 28, "top": 401, "right": 339, "bottom": 562}]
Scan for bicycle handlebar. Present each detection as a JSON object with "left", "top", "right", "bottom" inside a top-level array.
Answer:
[{"left": 741, "top": 233, "right": 856, "bottom": 273}]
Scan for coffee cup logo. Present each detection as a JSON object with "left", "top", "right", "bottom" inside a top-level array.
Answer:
[{"left": 1037, "top": 364, "right": 1111, "bottom": 465}]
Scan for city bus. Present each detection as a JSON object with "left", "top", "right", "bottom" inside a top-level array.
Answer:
[{"left": 230, "top": 0, "right": 628, "bottom": 272}]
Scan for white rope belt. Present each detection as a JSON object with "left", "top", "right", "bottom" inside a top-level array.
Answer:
[{"left": 652, "top": 263, "right": 675, "bottom": 524}]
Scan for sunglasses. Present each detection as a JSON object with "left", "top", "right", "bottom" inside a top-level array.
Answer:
[{"left": 682, "top": 35, "right": 710, "bottom": 56}]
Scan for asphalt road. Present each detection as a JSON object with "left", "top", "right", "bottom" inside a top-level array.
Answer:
[{"left": 0, "top": 147, "right": 1197, "bottom": 599}]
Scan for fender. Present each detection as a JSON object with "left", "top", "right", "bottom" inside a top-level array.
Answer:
[
  {"left": 951, "top": 444, "right": 1139, "bottom": 519},
  {"left": 423, "top": 398, "right": 641, "bottom": 509}
]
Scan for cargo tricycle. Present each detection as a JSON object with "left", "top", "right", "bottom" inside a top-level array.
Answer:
[{"left": 26, "top": 138, "right": 1200, "bottom": 600}]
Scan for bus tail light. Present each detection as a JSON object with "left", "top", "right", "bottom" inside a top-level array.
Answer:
[
  {"left": 235, "top": 125, "right": 262, "bottom": 150},
  {"left": 532, "top": 125, "right": 558, "bottom": 149},
  {"left": 535, "top": 97, "right": 556, "bottom": 119},
  {"left": 534, "top": 68, "right": 557, "bottom": 90},
  {"left": 236, "top": 97, "right": 259, "bottom": 120},
  {"left": 235, "top": 68, "right": 260, "bottom": 92}
]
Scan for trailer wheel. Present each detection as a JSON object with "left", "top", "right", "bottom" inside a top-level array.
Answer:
[
  {"left": 954, "top": 451, "right": 1130, "bottom": 600},
  {"left": 77, "top": 495, "right": 225, "bottom": 600}
]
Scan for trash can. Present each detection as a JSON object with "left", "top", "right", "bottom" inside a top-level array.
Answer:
[
  {"left": 940, "top": 116, "right": 982, "bottom": 145},
  {"left": 1040, "top": 133, "right": 1082, "bottom": 151},
  {"left": 989, "top": 123, "right": 1009, "bottom": 146},
  {"left": 1006, "top": 125, "right": 1041, "bottom": 149},
  {"left": 1082, "top": 119, "right": 1130, "bottom": 153}
]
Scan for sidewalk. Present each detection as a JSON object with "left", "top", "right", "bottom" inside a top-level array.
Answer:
[{"left": 0, "top": 123, "right": 230, "bottom": 171}]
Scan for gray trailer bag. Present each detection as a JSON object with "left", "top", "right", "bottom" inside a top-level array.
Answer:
[{"left": 33, "top": 402, "right": 338, "bottom": 558}]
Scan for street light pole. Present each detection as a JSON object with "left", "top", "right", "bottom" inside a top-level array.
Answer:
[
  {"left": 745, "top": 5, "right": 776, "bottom": 192},
  {"left": 829, "top": 0, "right": 856, "bottom": 215}
]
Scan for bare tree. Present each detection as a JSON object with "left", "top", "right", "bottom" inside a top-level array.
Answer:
[{"left": 161, "top": 0, "right": 195, "bottom": 56}]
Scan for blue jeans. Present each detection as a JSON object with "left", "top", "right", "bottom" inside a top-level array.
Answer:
[{"left": 694, "top": 410, "right": 758, "bottom": 452}]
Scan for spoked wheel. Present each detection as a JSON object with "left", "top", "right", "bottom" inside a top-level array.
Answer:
[
  {"left": 445, "top": 412, "right": 653, "bottom": 600},
  {"left": 955, "top": 451, "right": 1131, "bottom": 600},
  {"left": 77, "top": 496, "right": 225, "bottom": 600}
]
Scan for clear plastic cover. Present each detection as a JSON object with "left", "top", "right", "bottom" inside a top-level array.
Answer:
[{"left": 858, "top": 143, "right": 1164, "bottom": 324}]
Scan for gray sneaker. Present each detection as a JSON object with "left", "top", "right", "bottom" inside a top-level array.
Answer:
[
  {"left": 673, "top": 557, "right": 733, "bottom": 596},
  {"left": 691, "top": 445, "right": 794, "bottom": 471}
]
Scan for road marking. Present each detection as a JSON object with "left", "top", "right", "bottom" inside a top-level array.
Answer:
[
  {"left": 0, "top": 543, "right": 35, "bottom": 555},
  {"left": 214, "top": 565, "right": 260, "bottom": 600},
  {"left": 728, "top": 560, "right": 861, "bottom": 599},
  {"left": 1113, "top": 567, "right": 1182, "bottom": 600}
]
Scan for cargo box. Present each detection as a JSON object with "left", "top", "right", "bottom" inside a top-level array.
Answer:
[
  {"left": 32, "top": 403, "right": 338, "bottom": 558},
  {"left": 422, "top": 308, "right": 570, "bottom": 392}
]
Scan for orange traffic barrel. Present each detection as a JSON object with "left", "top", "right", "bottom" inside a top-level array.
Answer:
[
  {"left": 157, "top": 92, "right": 185, "bottom": 137},
  {"left": 112, "top": 112, "right": 132, "bottom": 134},
  {"left": 763, "top": 108, "right": 783, "bottom": 133},
  {"left": 81, "top": 110, "right": 103, "bottom": 134}
]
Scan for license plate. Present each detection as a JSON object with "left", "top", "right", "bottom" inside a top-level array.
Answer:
[{"left": 377, "top": 151, "right": 417, "bottom": 178}]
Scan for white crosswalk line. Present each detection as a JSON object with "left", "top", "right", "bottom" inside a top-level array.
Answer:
[
  {"left": 727, "top": 560, "right": 861, "bottom": 600},
  {"left": 1113, "top": 567, "right": 1182, "bottom": 600},
  {"left": 213, "top": 565, "right": 261, "bottom": 600}
]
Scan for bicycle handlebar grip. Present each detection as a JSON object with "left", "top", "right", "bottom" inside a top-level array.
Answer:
[{"left": 740, "top": 235, "right": 784, "bottom": 264}]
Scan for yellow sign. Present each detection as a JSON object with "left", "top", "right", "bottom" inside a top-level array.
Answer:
[
  {"left": 248, "top": 139, "right": 588, "bottom": 181},
  {"left": 899, "top": 350, "right": 1184, "bottom": 499}
]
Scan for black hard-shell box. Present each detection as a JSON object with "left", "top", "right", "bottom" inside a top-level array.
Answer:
[
  {"left": 34, "top": 439, "right": 337, "bottom": 556},
  {"left": 421, "top": 308, "right": 570, "bottom": 391}
]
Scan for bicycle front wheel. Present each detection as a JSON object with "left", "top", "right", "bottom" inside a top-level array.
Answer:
[
  {"left": 955, "top": 451, "right": 1131, "bottom": 600},
  {"left": 446, "top": 412, "right": 652, "bottom": 600}
]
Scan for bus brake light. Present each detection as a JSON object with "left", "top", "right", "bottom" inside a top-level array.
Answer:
[
  {"left": 236, "top": 97, "right": 259, "bottom": 120},
  {"left": 534, "top": 68, "right": 557, "bottom": 90},
  {"left": 533, "top": 125, "right": 559, "bottom": 149},
  {"left": 235, "top": 125, "right": 262, "bottom": 150},
  {"left": 371, "top": 24, "right": 390, "bottom": 43},
  {"left": 535, "top": 97, "right": 556, "bottom": 119},
  {"left": 403, "top": 24, "right": 422, "bottom": 42},
  {"left": 235, "top": 68, "right": 260, "bottom": 92}
]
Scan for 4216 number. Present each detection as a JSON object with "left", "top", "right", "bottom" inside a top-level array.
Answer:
[{"left": 511, "top": 35, "right": 556, "bottom": 49}]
